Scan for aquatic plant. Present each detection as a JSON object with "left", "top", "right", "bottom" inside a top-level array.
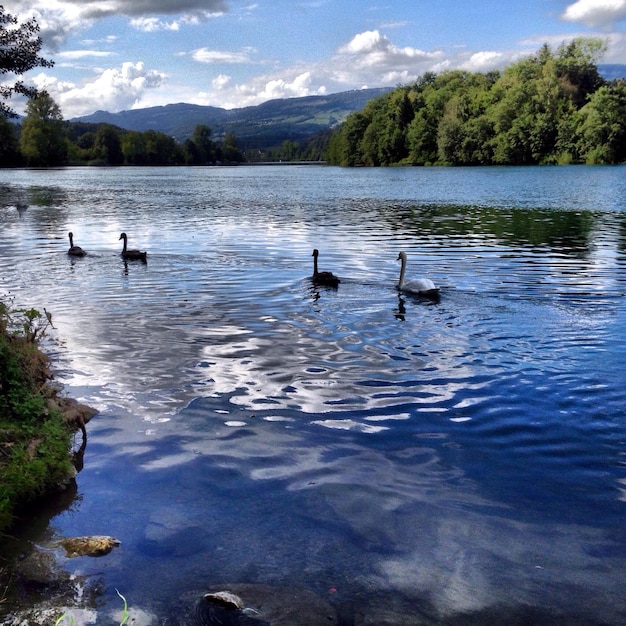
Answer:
[
  {"left": 116, "top": 589, "right": 131, "bottom": 625},
  {"left": 55, "top": 590, "right": 131, "bottom": 626}
]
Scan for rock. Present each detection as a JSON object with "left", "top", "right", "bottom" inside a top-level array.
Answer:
[
  {"left": 175, "top": 584, "right": 339, "bottom": 626},
  {"left": 57, "top": 535, "right": 121, "bottom": 557},
  {"left": 203, "top": 591, "right": 246, "bottom": 610}
]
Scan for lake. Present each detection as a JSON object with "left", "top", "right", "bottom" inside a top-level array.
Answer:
[{"left": 0, "top": 165, "right": 625, "bottom": 625}]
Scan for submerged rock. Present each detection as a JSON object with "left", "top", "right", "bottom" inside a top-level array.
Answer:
[
  {"left": 57, "top": 535, "right": 121, "bottom": 558},
  {"left": 175, "top": 584, "right": 339, "bottom": 625}
]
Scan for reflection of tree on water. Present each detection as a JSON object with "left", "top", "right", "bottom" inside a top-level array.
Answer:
[{"left": 385, "top": 203, "right": 597, "bottom": 254}]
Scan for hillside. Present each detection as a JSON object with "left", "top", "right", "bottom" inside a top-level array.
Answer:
[{"left": 71, "top": 88, "right": 391, "bottom": 150}]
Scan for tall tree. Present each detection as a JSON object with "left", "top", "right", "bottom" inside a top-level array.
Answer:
[
  {"left": 19, "top": 92, "right": 67, "bottom": 166},
  {"left": 192, "top": 124, "right": 217, "bottom": 163},
  {"left": 0, "top": 6, "right": 53, "bottom": 118},
  {"left": 0, "top": 115, "right": 21, "bottom": 165},
  {"left": 92, "top": 124, "right": 124, "bottom": 165}
]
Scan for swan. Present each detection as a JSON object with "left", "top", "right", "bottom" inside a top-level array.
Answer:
[
  {"left": 397, "top": 251, "right": 439, "bottom": 297},
  {"left": 119, "top": 232, "right": 147, "bottom": 261},
  {"left": 68, "top": 232, "right": 86, "bottom": 256},
  {"left": 311, "top": 249, "right": 340, "bottom": 287}
]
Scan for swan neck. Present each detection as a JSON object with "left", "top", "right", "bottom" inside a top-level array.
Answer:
[
  {"left": 313, "top": 255, "right": 319, "bottom": 275},
  {"left": 398, "top": 256, "right": 406, "bottom": 288}
]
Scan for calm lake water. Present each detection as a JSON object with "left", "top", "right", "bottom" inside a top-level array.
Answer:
[{"left": 0, "top": 165, "right": 625, "bottom": 625}]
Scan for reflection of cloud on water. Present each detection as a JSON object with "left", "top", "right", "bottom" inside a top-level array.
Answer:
[{"left": 195, "top": 314, "right": 489, "bottom": 422}]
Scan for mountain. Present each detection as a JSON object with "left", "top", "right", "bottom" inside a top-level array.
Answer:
[
  {"left": 68, "top": 65, "right": 626, "bottom": 151},
  {"left": 70, "top": 88, "right": 391, "bottom": 150},
  {"left": 598, "top": 64, "right": 626, "bottom": 81}
]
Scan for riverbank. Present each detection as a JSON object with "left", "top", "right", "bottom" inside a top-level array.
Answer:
[{"left": 0, "top": 300, "right": 96, "bottom": 534}]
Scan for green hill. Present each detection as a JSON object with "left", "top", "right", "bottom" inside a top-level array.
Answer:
[{"left": 71, "top": 88, "right": 391, "bottom": 151}]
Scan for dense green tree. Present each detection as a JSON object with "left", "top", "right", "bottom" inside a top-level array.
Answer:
[
  {"left": 19, "top": 92, "right": 67, "bottom": 166},
  {"left": 0, "top": 6, "right": 53, "bottom": 118},
  {"left": 0, "top": 115, "right": 21, "bottom": 165},
  {"left": 92, "top": 124, "right": 124, "bottom": 165},
  {"left": 182, "top": 138, "right": 202, "bottom": 165},
  {"left": 555, "top": 37, "right": 606, "bottom": 106},
  {"left": 328, "top": 38, "right": 622, "bottom": 167},
  {"left": 221, "top": 132, "right": 244, "bottom": 162},
  {"left": 120, "top": 131, "right": 147, "bottom": 165},
  {"left": 192, "top": 124, "right": 217, "bottom": 163},
  {"left": 573, "top": 81, "right": 626, "bottom": 164}
]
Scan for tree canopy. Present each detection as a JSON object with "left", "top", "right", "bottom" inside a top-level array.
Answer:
[
  {"left": 0, "top": 5, "right": 53, "bottom": 118},
  {"left": 328, "top": 38, "right": 625, "bottom": 166}
]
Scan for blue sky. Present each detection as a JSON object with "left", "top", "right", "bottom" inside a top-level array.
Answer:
[{"left": 4, "top": 0, "right": 626, "bottom": 118}]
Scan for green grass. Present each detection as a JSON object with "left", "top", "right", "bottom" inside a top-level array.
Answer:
[{"left": 0, "top": 299, "right": 74, "bottom": 533}]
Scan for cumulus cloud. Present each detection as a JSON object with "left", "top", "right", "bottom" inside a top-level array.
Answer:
[
  {"left": 192, "top": 70, "right": 327, "bottom": 109},
  {"left": 331, "top": 30, "right": 445, "bottom": 86},
  {"left": 211, "top": 74, "right": 231, "bottom": 90},
  {"left": 562, "top": 0, "right": 626, "bottom": 28},
  {"left": 458, "top": 51, "right": 507, "bottom": 72},
  {"left": 32, "top": 61, "right": 166, "bottom": 117}
]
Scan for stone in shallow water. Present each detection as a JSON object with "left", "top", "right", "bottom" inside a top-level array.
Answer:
[
  {"left": 174, "top": 584, "right": 340, "bottom": 625},
  {"left": 58, "top": 535, "right": 121, "bottom": 557}
]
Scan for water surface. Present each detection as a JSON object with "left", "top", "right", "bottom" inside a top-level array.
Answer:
[{"left": 0, "top": 165, "right": 625, "bottom": 625}]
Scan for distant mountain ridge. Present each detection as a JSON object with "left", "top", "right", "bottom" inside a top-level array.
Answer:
[
  {"left": 70, "top": 65, "right": 626, "bottom": 151},
  {"left": 71, "top": 88, "right": 392, "bottom": 150}
]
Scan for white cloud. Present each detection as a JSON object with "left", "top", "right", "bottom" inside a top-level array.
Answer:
[
  {"left": 130, "top": 17, "right": 181, "bottom": 32},
  {"left": 32, "top": 61, "right": 166, "bottom": 117},
  {"left": 331, "top": 30, "right": 445, "bottom": 86},
  {"left": 211, "top": 74, "right": 231, "bottom": 89},
  {"left": 3, "top": 0, "right": 227, "bottom": 51},
  {"left": 458, "top": 51, "right": 507, "bottom": 72},
  {"left": 56, "top": 0, "right": 228, "bottom": 20},
  {"left": 562, "top": 0, "right": 626, "bottom": 28},
  {"left": 57, "top": 50, "right": 115, "bottom": 60},
  {"left": 191, "top": 48, "right": 252, "bottom": 64}
]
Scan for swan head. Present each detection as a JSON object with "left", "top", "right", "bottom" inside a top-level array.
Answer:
[
  {"left": 312, "top": 249, "right": 319, "bottom": 257},
  {"left": 398, "top": 251, "right": 407, "bottom": 262},
  {"left": 119, "top": 232, "right": 127, "bottom": 241}
]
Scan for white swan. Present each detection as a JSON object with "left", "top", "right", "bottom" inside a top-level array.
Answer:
[{"left": 397, "top": 251, "right": 439, "bottom": 297}]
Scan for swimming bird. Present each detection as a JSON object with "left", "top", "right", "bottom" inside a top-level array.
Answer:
[
  {"left": 397, "top": 251, "right": 439, "bottom": 298},
  {"left": 119, "top": 232, "right": 147, "bottom": 261},
  {"left": 68, "top": 232, "right": 86, "bottom": 256},
  {"left": 311, "top": 248, "right": 340, "bottom": 287}
]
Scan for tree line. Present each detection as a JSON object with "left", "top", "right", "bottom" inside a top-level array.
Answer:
[
  {"left": 0, "top": 6, "right": 245, "bottom": 167},
  {"left": 2, "top": 3, "right": 625, "bottom": 168},
  {"left": 0, "top": 93, "right": 245, "bottom": 167},
  {"left": 327, "top": 38, "right": 626, "bottom": 166}
]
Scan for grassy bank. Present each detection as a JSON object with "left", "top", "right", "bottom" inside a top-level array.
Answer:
[{"left": 0, "top": 300, "right": 88, "bottom": 533}]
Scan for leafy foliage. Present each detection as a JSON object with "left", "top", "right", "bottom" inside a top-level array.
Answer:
[
  {"left": 0, "top": 300, "right": 73, "bottom": 532},
  {"left": 0, "top": 6, "right": 53, "bottom": 118},
  {"left": 19, "top": 91, "right": 68, "bottom": 166},
  {"left": 328, "top": 38, "right": 625, "bottom": 166}
]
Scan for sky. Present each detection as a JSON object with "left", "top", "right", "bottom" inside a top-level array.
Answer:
[{"left": 4, "top": 0, "right": 626, "bottom": 119}]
